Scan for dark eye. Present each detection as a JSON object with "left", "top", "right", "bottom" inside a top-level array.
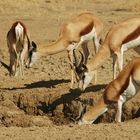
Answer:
[{"left": 82, "top": 75, "right": 85, "bottom": 80}]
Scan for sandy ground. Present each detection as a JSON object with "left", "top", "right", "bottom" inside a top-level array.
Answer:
[{"left": 0, "top": 0, "right": 140, "bottom": 139}]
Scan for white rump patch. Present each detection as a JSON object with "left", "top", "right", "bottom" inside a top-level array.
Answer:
[{"left": 15, "top": 23, "right": 24, "bottom": 41}]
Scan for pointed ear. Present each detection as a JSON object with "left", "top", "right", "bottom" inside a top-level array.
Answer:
[{"left": 31, "top": 41, "right": 37, "bottom": 51}]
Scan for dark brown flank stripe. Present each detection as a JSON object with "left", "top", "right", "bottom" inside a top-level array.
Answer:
[
  {"left": 80, "top": 21, "right": 94, "bottom": 36},
  {"left": 103, "top": 61, "right": 132, "bottom": 104},
  {"left": 122, "top": 26, "right": 140, "bottom": 44}
]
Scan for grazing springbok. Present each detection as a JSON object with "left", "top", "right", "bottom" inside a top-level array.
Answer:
[
  {"left": 7, "top": 21, "right": 37, "bottom": 76},
  {"left": 34, "top": 12, "right": 103, "bottom": 89},
  {"left": 74, "top": 17, "right": 140, "bottom": 91},
  {"left": 78, "top": 57, "right": 140, "bottom": 124}
]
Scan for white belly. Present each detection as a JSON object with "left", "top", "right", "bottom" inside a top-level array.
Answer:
[
  {"left": 67, "top": 27, "right": 97, "bottom": 51},
  {"left": 122, "top": 36, "right": 140, "bottom": 51},
  {"left": 122, "top": 76, "right": 137, "bottom": 100},
  {"left": 80, "top": 27, "right": 96, "bottom": 42}
]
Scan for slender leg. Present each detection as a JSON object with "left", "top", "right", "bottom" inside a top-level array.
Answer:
[
  {"left": 20, "top": 48, "right": 27, "bottom": 76},
  {"left": 13, "top": 44, "right": 20, "bottom": 76},
  {"left": 68, "top": 50, "right": 75, "bottom": 89},
  {"left": 81, "top": 42, "right": 89, "bottom": 64},
  {"left": 18, "top": 53, "right": 21, "bottom": 76},
  {"left": 10, "top": 53, "right": 17, "bottom": 76},
  {"left": 113, "top": 54, "right": 117, "bottom": 79},
  {"left": 67, "top": 40, "right": 84, "bottom": 89},
  {"left": 113, "top": 50, "right": 123, "bottom": 79},
  {"left": 21, "top": 58, "right": 24, "bottom": 76},
  {"left": 10, "top": 56, "right": 18, "bottom": 76},
  {"left": 19, "top": 53, "right": 24, "bottom": 76},
  {"left": 9, "top": 45, "right": 18, "bottom": 76},
  {"left": 117, "top": 49, "right": 123, "bottom": 72},
  {"left": 115, "top": 95, "right": 125, "bottom": 122},
  {"left": 93, "top": 36, "right": 100, "bottom": 54},
  {"left": 16, "top": 53, "right": 21, "bottom": 76}
]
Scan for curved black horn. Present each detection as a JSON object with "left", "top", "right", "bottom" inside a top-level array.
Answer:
[
  {"left": 73, "top": 49, "right": 79, "bottom": 67},
  {"left": 78, "top": 51, "right": 84, "bottom": 68},
  {"left": 73, "top": 50, "right": 85, "bottom": 71}
]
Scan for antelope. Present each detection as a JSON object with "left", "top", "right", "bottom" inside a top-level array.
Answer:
[
  {"left": 7, "top": 21, "right": 37, "bottom": 76},
  {"left": 34, "top": 12, "right": 103, "bottom": 89},
  {"left": 74, "top": 17, "right": 140, "bottom": 91},
  {"left": 78, "top": 57, "right": 140, "bottom": 124}
]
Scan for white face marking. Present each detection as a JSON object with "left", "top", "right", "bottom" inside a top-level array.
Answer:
[
  {"left": 30, "top": 52, "right": 38, "bottom": 67},
  {"left": 122, "top": 36, "right": 140, "bottom": 52},
  {"left": 82, "top": 72, "right": 93, "bottom": 90},
  {"left": 79, "top": 71, "right": 95, "bottom": 91},
  {"left": 26, "top": 52, "right": 38, "bottom": 68}
]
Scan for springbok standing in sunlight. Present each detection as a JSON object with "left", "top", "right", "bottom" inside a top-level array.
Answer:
[
  {"left": 73, "top": 17, "right": 140, "bottom": 91},
  {"left": 7, "top": 21, "right": 37, "bottom": 76},
  {"left": 78, "top": 57, "right": 140, "bottom": 124},
  {"left": 33, "top": 12, "right": 103, "bottom": 89}
]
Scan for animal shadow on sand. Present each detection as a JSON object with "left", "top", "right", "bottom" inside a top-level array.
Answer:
[
  {"left": 83, "top": 84, "right": 107, "bottom": 93},
  {"left": 0, "top": 61, "right": 9, "bottom": 72},
  {"left": 1, "top": 79, "right": 70, "bottom": 90},
  {"left": 24, "top": 79, "right": 70, "bottom": 89},
  {"left": 0, "top": 61, "right": 70, "bottom": 89},
  {"left": 44, "top": 84, "right": 107, "bottom": 113}
]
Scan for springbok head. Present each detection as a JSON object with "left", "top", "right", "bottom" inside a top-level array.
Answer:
[
  {"left": 73, "top": 50, "right": 94, "bottom": 91},
  {"left": 25, "top": 41, "right": 37, "bottom": 68}
]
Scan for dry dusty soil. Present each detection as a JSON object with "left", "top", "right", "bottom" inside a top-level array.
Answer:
[{"left": 0, "top": 0, "right": 140, "bottom": 139}]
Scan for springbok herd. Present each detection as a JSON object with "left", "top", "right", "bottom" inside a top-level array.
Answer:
[{"left": 6, "top": 12, "right": 140, "bottom": 125}]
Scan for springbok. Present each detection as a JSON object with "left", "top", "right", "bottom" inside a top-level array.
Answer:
[
  {"left": 7, "top": 21, "right": 37, "bottom": 76},
  {"left": 74, "top": 17, "right": 140, "bottom": 91},
  {"left": 78, "top": 57, "right": 140, "bottom": 124},
  {"left": 34, "top": 12, "right": 103, "bottom": 89}
]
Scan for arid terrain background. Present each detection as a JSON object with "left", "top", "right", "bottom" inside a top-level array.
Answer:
[{"left": 0, "top": 0, "right": 140, "bottom": 139}]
